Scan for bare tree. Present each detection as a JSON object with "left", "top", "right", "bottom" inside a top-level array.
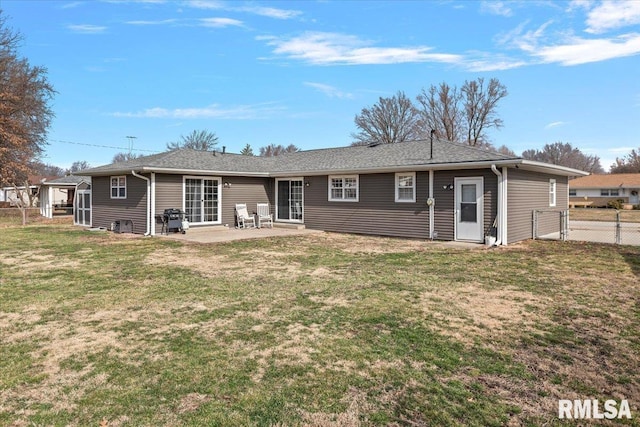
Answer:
[
  {"left": 351, "top": 91, "right": 421, "bottom": 146},
  {"left": 521, "top": 142, "right": 604, "bottom": 173},
  {"left": 67, "top": 160, "right": 91, "bottom": 174},
  {"left": 259, "top": 144, "right": 300, "bottom": 157},
  {"left": 415, "top": 78, "right": 507, "bottom": 146},
  {"left": 112, "top": 152, "right": 143, "bottom": 163},
  {"left": 495, "top": 145, "right": 516, "bottom": 156},
  {"left": 610, "top": 148, "right": 640, "bottom": 173},
  {"left": 30, "top": 161, "right": 65, "bottom": 177},
  {"left": 462, "top": 78, "right": 507, "bottom": 146},
  {"left": 166, "top": 129, "right": 218, "bottom": 151},
  {"left": 416, "top": 83, "right": 463, "bottom": 142},
  {"left": 0, "top": 12, "right": 55, "bottom": 191}
]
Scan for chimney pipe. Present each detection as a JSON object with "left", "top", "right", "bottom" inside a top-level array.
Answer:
[
  {"left": 430, "top": 129, "right": 435, "bottom": 160},
  {"left": 222, "top": 146, "right": 226, "bottom": 154}
]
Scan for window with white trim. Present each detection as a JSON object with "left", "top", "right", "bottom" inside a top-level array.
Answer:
[
  {"left": 329, "top": 175, "right": 359, "bottom": 202},
  {"left": 110, "top": 176, "right": 127, "bottom": 199},
  {"left": 601, "top": 189, "right": 619, "bottom": 196},
  {"left": 395, "top": 172, "right": 416, "bottom": 202},
  {"left": 549, "top": 179, "right": 556, "bottom": 207},
  {"left": 569, "top": 189, "right": 577, "bottom": 196}
]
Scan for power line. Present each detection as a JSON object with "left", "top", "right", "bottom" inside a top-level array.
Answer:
[{"left": 49, "top": 138, "right": 161, "bottom": 153}]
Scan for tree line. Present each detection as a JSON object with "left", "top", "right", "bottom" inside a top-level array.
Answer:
[{"left": 2, "top": 9, "right": 639, "bottom": 195}]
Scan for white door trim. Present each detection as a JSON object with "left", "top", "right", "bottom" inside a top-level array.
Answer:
[
  {"left": 275, "top": 178, "right": 304, "bottom": 223},
  {"left": 454, "top": 176, "right": 484, "bottom": 242},
  {"left": 182, "top": 176, "right": 222, "bottom": 225}
]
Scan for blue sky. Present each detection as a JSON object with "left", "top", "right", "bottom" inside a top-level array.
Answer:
[{"left": 3, "top": 0, "right": 640, "bottom": 171}]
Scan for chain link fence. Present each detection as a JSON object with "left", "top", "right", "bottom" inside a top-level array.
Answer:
[{"left": 534, "top": 209, "right": 640, "bottom": 246}]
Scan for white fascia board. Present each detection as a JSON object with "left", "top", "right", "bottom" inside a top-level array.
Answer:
[{"left": 517, "top": 160, "right": 589, "bottom": 176}]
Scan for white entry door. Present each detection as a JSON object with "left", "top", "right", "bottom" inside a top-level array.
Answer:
[{"left": 455, "top": 177, "right": 484, "bottom": 242}]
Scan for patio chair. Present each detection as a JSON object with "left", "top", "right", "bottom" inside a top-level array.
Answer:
[
  {"left": 235, "top": 203, "right": 256, "bottom": 229},
  {"left": 256, "top": 203, "right": 273, "bottom": 228}
]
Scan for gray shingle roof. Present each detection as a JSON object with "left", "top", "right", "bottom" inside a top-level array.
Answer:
[
  {"left": 81, "top": 139, "right": 520, "bottom": 176},
  {"left": 41, "top": 175, "right": 92, "bottom": 185}
]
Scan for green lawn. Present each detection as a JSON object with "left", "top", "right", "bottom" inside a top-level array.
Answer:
[{"left": 1, "top": 221, "right": 639, "bottom": 426}]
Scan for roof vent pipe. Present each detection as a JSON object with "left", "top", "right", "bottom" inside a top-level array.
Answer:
[
  {"left": 222, "top": 146, "right": 226, "bottom": 154},
  {"left": 430, "top": 129, "right": 435, "bottom": 160}
]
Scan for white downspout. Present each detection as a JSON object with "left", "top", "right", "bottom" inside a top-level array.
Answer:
[
  {"left": 150, "top": 172, "right": 156, "bottom": 236},
  {"left": 131, "top": 170, "right": 151, "bottom": 236},
  {"left": 490, "top": 164, "right": 503, "bottom": 246},
  {"left": 429, "top": 170, "right": 434, "bottom": 239},
  {"left": 502, "top": 167, "right": 508, "bottom": 245}
]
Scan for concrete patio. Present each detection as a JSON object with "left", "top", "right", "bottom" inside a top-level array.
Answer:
[{"left": 157, "top": 224, "right": 323, "bottom": 243}]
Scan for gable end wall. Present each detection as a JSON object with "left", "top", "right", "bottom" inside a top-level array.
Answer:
[{"left": 507, "top": 169, "right": 568, "bottom": 244}]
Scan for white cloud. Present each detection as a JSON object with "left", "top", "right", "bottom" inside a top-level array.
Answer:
[
  {"left": 585, "top": 1, "right": 640, "bottom": 34},
  {"left": 480, "top": 1, "right": 513, "bottom": 17},
  {"left": 545, "top": 121, "right": 567, "bottom": 129},
  {"left": 125, "top": 19, "right": 178, "bottom": 25},
  {"left": 111, "top": 102, "right": 285, "bottom": 119},
  {"left": 259, "top": 32, "right": 462, "bottom": 65},
  {"left": 237, "top": 6, "right": 302, "bottom": 20},
  {"left": 67, "top": 24, "right": 108, "bottom": 34},
  {"left": 534, "top": 33, "right": 640, "bottom": 65},
  {"left": 182, "top": 0, "right": 223, "bottom": 9},
  {"left": 304, "top": 82, "right": 353, "bottom": 99},
  {"left": 185, "top": 1, "right": 301, "bottom": 20},
  {"left": 199, "top": 17, "right": 243, "bottom": 28}
]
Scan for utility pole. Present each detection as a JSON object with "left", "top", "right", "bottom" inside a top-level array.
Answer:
[{"left": 126, "top": 136, "right": 137, "bottom": 156}]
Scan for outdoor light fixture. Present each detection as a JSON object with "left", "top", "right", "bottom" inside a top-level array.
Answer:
[
  {"left": 443, "top": 184, "right": 454, "bottom": 190},
  {"left": 224, "top": 182, "right": 231, "bottom": 188},
  {"left": 305, "top": 181, "right": 310, "bottom": 187}
]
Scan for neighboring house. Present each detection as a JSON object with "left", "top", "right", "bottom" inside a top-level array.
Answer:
[
  {"left": 80, "top": 139, "right": 587, "bottom": 245},
  {"left": 40, "top": 175, "right": 92, "bottom": 225},
  {"left": 569, "top": 174, "right": 640, "bottom": 208},
  {"left": 0, "top": 176, "right": 60, "bottom": 207}
]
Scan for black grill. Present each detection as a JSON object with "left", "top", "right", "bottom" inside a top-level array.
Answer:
[{"left": 162, "top": 209, "right": 186, "bottom": 234}]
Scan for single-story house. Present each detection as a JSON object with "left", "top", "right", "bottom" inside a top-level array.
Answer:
[
  {"left": 569, "top": 174, "right": 640, "bottom": 208},
  {"left": 1, "top": 176, "right": 60, "bottom": 207},
  {"left": 40, "top": 175, "right": 92, "bottom": 224},
  {"left": 80, "top": 139, "right": 588, "bottom": 245}
]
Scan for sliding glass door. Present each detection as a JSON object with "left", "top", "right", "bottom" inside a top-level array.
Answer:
[{"left": 276, "top": 178, "right": 303, "bottom": 222}]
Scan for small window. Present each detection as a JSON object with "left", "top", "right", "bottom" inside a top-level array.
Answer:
[
  {"left": 569, "top": 189, "right": 577, "bottom": 197},
  {"left": 549, "top": 179, "right": 556, "bottom": 207},
  {"left": 395, "top": 172, "right": 416, "bottom": 203},
  {"left": 328, "top": 175, "right": 359, "bottom": 202},
  {"left": 111, "top": 176, "right": 126, "bottom": 199},
  {"left": 601, "top": 189, "right": 609, "bottom": 196},
  {"left": 610, "top": 189, "right": 619, "bottom": 196}
]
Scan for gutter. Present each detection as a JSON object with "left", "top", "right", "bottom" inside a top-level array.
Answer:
[{"left": 131, "top": 170, "right": 151, "bottom": 236}]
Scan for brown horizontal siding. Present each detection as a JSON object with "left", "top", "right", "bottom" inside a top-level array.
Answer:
[
  {"left": 92, "top": 174, "right": 148, "bottom": 234},
  {"left": 303, "top": 172, "right": 430, "bottom": 239},
  {"left": 153, "top": 174, "right": 271, "bottom": 227},
  {"left": 433, "top": 169, "right": 497, "bottom": 241},
  {"left": 507, "top": 169, "right": 568, "bottom": 244},
  {"left": 221, "top": 176, "right": 272, "bottom": 227}
]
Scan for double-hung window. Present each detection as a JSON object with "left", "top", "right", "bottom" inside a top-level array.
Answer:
[
  {"left": 395, "top": 172, "right": 416, "bottom": 202},
  {"left": 549, "top": 179, "right": 556, "bottom": 207},
  {"left": 111, "top": 176, "right": 127, "bottom": 199},
  {"left": 329, "top": 175, "right": 358, "bottom": 202}
]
